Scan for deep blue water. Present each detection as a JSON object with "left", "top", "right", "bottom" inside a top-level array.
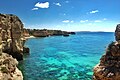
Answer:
[{"left": 19, "top": 32, "right": 114, "bottom": 80}]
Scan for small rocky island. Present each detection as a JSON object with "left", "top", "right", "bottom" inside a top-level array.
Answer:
[{"left": 93, "top": 24, "right": 120, "bottom": 80}]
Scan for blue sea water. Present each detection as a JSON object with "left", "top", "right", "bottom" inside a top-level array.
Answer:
[{"left": 18, "top": 32, "right": 114, "bottom": 80}]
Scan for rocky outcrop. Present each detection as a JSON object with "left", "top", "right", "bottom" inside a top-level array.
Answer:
[
  {"left": 0, "top": 13, "right": 31, "bottom": 80},
  {"left": 115, "top": 24, "right": 120, "bottom": 41},
  {"left": 0, "top": 13, "right": 29, "bottom": 60},
  {"left": 0, "top": 26, "right": 23, "bottom": 80},
  {"left": 93, "top": 24, "right": 120, "bottom": 80},
  {"left": 23, "top": 28, "right": 30, "bottom": 37},
  {"left": 0, "top": 53, "right": 23, "bottom": 80},
  {"left": 32, "top": 29, "right": 49, "bottom": 37},
  {"left": 25, "top": 29, "right": 75, "bottom": 37}
]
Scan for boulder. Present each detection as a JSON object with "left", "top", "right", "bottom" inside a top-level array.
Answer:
[
  {"left": 0, "top": 53, "right": 23, "bottom": 80},
  {"left": 23, "top": 47, "right": 30, "bottom": 54}
]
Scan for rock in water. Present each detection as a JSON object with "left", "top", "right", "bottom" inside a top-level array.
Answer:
[
  {"left": 93, "top": 24, "right": 120, "bottom": 80},
  {"left": 0, "top": 13, "right": 29, "bottom": 60}
]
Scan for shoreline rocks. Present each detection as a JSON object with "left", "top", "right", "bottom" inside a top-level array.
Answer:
[
  {"left": 0, "top": 13, "right": 75, "bottom": 80},
  {"left": 93, "top": 24, "right": 120, "bottom": 80},
  {"left": 24, "top": 29, "right": 75, "bottom": 37}
]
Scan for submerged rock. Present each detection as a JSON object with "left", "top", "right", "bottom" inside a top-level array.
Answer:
[{"left": 93, "top": 24, "right": 120, "bottom": 80}]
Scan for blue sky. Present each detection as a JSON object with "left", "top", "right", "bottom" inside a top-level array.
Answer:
[{"left": 0, "top": 0, "right": 120, "bottom": 31}]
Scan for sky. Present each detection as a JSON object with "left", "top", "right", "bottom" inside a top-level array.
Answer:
[{"left": 0, "top": 0, "right": 120, "bottom": 32}]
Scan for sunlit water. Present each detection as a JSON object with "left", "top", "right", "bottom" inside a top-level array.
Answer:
[{"left": 18, "top": 32, "right": 114, "bottom": 80}]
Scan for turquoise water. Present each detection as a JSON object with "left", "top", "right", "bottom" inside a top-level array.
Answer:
[{"left": 19, "top": 32, "right": 114, "bottom": 80}]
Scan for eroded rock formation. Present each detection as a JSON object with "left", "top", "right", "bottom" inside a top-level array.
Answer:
[
  {"left": 0, "top": 13, "right": 29, "bottom": 60},
  {"left": 0, "top": 13, "right": 31, "bottom": 80},
  {"left": 23, "top": 28, "right": 30, "bottom": 37},
  {"left": 93, "top": 24, "right": 120, "bottom": 80},
  {"left": 0, "top": 27, "right": 23, "bottom": 80},
  {"left": 25, "top": 29, "right": 75, "bottom": 37}
]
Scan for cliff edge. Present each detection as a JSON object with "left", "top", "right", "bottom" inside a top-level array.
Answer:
[
  {"left": 0, "top": 13, "right": 29, "bottom": 60},
  {"left": 0, "top": 13, "right": 30, "bottom": 80},
  {"left": 93, "top": 24, "right": 120, "bottom": 80}
]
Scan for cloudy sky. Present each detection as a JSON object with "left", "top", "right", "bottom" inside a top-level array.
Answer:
[{"left": 0, "top": 0, "right": 120, "bottom": 31}]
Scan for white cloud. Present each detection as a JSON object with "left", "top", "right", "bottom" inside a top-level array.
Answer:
[
  {"left": 62, "top": 20, "right": 74, "bottom": 23},
  {"left": 80, "top": 20, "right": 88, "bottom": 23},
  {"left": 35, "top": 2, "right": 49, "bottom": 8},
  {"left": 90, "top": 10, "right": 99, "bottom": 14},
  {"left": 54, "top": 3, "right": 61, "bottom": 6},
  {"left": 103, "top": 18, "right": 107, "bottom": 20},
  {"left": 94, "top": 20, "right": 102, "bottom": 22},
  {"left": 80, "top": 19, "right": 103, "bottom": 23},
  {"left": 32, "top": 8, "right": 38, "bottom": 10},
  {"left": 65, "top": 1, "right": 69, "bottom": 3}
]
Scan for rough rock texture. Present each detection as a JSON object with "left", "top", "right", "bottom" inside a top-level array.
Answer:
[
  {"left": 115, "top": 24, "right": 120, "bottom": 41},
  {"left": 0, "top": 53, "right": 23, "bottom": 80},
  {"left": 0, "top": 13, "right": 30, "bottom": 80},
  {"left": 26, "top": 29, "right": 75, "bottom": 37},
  {"left": 32, "top": 29, "right": 48, "bottom": 37},
  {"left": 93, "top": 24, "right": 120, "bottom": 80},
  {"left": 0, "top": 29, "right": 2, "bottom": 54},
  {"left": 23, "top": 28, "right": 30, "bottom": 37},
  {"left": 0, "top": 27, "right": 23, "bottom": 80},
  {"left": 0, "top": 13, "right": 29, "bottom": 60}
]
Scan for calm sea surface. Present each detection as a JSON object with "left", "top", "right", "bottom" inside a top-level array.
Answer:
[{"left": 19, "top": 32, "right": 114, "bottom": 80}]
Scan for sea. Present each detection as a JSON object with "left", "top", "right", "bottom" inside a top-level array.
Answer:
[{"left": 18, "top": 32, "right": 114, "bottom": 80}]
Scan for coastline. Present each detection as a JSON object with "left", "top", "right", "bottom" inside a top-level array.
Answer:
[
  {"left": 1, "top": 13, "right": 120, "bottom": 80},
  {"left": 25, "top": 36, "right": 36, "bottom": 39},
  {"left": 0, "top": 13, "right": 75, "bottom": 80}
]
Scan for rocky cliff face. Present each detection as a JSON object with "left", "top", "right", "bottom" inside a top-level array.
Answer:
[
  {"left": 0, "top": 26, "right": 23, "bottom": 80},
  {"left": 93, "top": 24, "right": 120, "bottom": 80},
  {"left": 23, "top": 28, "right": 30, "bottom": 37},
  {"left": 0, "top": 13, "right": 28, "bottom": 60},
  {"left": 26, "top": 29, "right": 75, "bottom": 37},
  {"left": 0, "top": 13, "right": 30, "bottom": 80}
]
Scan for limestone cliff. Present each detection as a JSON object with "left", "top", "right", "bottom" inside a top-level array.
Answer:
[
  {"left": 93, "top": 24, "right": 120, "bottom": 80},
  {"left": 0, "top": 27, "right": 23, "bottom": 80},
  {"left": 23, "top": 28, "right": 30, "bottom": 37},
  {"left": 26, "top": 29, "right": 75, "bottom": 37},
  {"left": 0, "top": 13, "right": 30, "bottom": 80},
  {"left": 0, "top": 13, "right": 29, "bottom": 60}
]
